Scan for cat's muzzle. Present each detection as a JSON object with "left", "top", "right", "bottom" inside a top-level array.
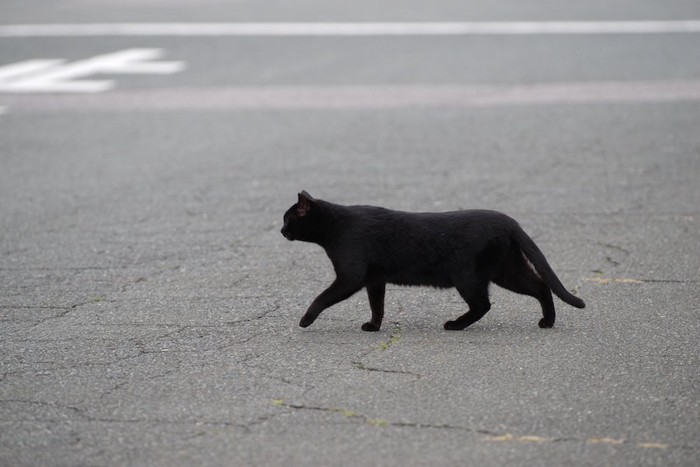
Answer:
[{"left": 281, "top": 228, "right": 294, "bottom": 241}]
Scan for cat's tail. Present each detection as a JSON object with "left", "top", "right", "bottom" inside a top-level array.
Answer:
[{"left": 512, "top": 223, "right": 586, "bottom": 309}]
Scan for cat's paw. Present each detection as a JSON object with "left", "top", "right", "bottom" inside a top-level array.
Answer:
[
  {"left": 299, "top": 314, "right": 316, "bottom": 328},
  {"left": 361, "top": 322, "right": 381, "bottom": 332},
  {"left": 538, "top": 318, "right": 554, "bottom": 328},
  {"left": 444, "top": 320, "right": 467, "bottom": 331}
]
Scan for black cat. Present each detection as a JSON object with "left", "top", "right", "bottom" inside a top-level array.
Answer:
[{"left": 281, "top": 191, "right": 585, "bottom": 332}]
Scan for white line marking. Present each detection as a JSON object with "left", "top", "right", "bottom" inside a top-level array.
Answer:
[
  {"left": 3, "top": 81, "right": 700, "bottom": 111},
  {"left": 0, "top": 49, "right": 185, "bottom": 93},
  {"left": 1, "top": 21, "right": 700, "bottom": 37},
  {"left": 0, "top": 59, "right": 65, "bottom": 80}
]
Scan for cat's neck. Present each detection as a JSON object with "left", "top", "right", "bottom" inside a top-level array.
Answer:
[{"left": 310, "top": 200, "right": 350, "bottom": 248}]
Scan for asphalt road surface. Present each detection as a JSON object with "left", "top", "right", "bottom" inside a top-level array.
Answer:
[{"left": 1, "top": 1, "right": 699, "bottom": 466}]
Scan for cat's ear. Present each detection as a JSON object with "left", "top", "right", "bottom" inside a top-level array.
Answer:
[{"left": 297, "top": 191, "right": 315, "bottom": 217}]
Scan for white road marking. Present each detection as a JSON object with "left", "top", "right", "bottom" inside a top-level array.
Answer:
[
  {"left": 3, "top": 81, "right": 700, "bottom": 112},
  {"left": 0, "top": 49, "right": 185, "bottom": 93},
  {"left": 0, "top": 59, "right": 65, "bottom": 80},
  {"left": 1, "top": 21, "right": 700, "bottom": 37}
]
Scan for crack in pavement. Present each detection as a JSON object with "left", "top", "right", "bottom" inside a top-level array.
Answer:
[
  {"left": 270, "top": 400, "right": 696, "bottom": 451},
  {"left": 596, "top": 242, "right": 632, "bottom": 256},
  {"left": 0, "top": 399, "right": 252, "bottom": 430},
  {"left": 349, "top": 321, "right": 422, "bottom": 381},
  {"left": 225, "top": 302, "right": 280, "bottom": 326},
  {"left": 22, "top": 297, "right": 110, "bottom": 328},
  {"left": 351, "top": 361, "right": 422, "bottom": 380}
]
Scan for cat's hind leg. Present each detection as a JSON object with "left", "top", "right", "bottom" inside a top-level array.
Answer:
[
  {"left": 362, "top": 282, "right": 386, "bottom": 332},
  {"left": 444, "top": 282, "right": 491, "bottom": 331},
  {"left": 493, "top": 249, "right": 556, "bottom": 328}
]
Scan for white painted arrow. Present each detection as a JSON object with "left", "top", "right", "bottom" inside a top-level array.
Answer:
[{"left": 0, "top": 48, "right": 185, "bottom": 93}]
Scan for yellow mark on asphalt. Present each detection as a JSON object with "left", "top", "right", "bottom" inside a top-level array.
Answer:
[
  {"left": 584, "top": 277, "right": 644, "bottom": 284},
  {"left": 484, "top": 433, "right": 514, "bottom": 442},
  {"left": 379, "top": 332, "right": 401, "bottom": 351},
  {"left": 486, "top": 434, "right": 670, "bottom": 449},
  {"left": 337, "top": 408, "right": 357, "bottom": 418},
  {"left": 484, "top": 434, "right": 551, "bottom": 443},
  {"left": 587, "top": 437, "right": 625, "bottom": 445},
  {"left": 368, "top": 418, "right": 390, "bottom": 427},
  {"left": 638, "top": 442, "right": 669, "bottom": 449},
  {"left": 272, "top": 400, "right": 390, "bottom": 428},
  {"left": 518, "top": 435, "right": 553, "bottom": 443}
]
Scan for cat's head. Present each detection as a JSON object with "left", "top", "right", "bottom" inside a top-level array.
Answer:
[{"left": 281, "top": 190, "right": 317, "bottom": 242}]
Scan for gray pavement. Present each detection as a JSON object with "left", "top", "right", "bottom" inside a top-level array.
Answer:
[{"left": 1, "top": 1, "right": 699, "bottom": 466}]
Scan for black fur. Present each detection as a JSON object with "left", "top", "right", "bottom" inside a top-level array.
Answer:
[{"left": 281, "top": 191, "right": 585, "bottom": 332}]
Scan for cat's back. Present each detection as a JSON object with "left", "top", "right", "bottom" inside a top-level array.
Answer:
[
  {"left": 346, "top": 205, "right": 515, "bottom": 239},
  {"left": 413, "top": 208, "right": 513, "bottom": 224}
]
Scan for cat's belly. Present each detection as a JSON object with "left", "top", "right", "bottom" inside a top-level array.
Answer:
[{"left": 381, "top": 269, "right": 453, "bottom": 289}]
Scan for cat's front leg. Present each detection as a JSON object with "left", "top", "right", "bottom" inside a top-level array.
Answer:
[
  {"left": 299, "top": 279, "right": 363, "bottom": 328},
  {"left": 362, "top": 282, "right": 386, "bottom": 332}
]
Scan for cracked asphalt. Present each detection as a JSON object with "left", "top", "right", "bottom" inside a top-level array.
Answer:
[{"left": 2, "top": 1, "right": 700, "bottom": 466}]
